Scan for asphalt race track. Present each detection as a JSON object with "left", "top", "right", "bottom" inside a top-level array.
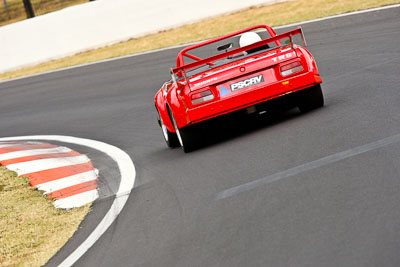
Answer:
[{"left": 1, "top": 6, "right": 400, "bottom": 267}]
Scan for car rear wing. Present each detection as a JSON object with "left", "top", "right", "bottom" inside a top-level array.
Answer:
[
  {"left": 176, "top": 25, "right": 278, "bottom": 68},
  {"left": 170, "top": 27, "right": 306, "bottom": 87}
]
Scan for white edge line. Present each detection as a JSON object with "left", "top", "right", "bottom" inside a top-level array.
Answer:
[
  {"left": 1, "top": 3, "right": 399, "bottom": 85},
  {"left": 273, "top": 3, "right": 400, "bottom": 29},
  {"left": 0, "top": 135, "right": 136, "bottom": 267}
]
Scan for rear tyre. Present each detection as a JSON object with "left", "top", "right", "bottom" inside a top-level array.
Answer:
[
  {"left": 171, "top": 115, "right": 202, "bottom": 153},
  {"left": 297, "top": 84, "right": 324, "bottom": 112},
  {"left": 157, "top": 111, "right": 180, "bottom": 148}
]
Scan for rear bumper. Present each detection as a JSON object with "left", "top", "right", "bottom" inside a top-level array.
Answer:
[{"left": 185, "top": 71, "right": 321, "bottom": 125}]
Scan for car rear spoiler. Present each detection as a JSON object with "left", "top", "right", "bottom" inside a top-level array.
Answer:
[{"left": 170, "top": 27, "right": 306, "bottom": 86}]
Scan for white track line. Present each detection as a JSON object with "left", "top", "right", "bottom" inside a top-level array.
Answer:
[
  {"left": 1, "top": 3, "right": 399, "bottom": 85},
  {"left": 274, "top": 3, "right": 400, "bottom": 30},
  {"left": 54, "top": 189, "right": 100, "bottom": 209},
  {"left": 217, "top": 133, "right": 400, "bottom": 200},
  {"left": 0, "top": 146, "right": 72, "bottom": 161},
  {"left": 5, "top": 155, "right": 90, "bottom": 176},
  {"left": 0, "top": 135, "right": 135, "bottom": 267},
  {"left": 36, "top": 169, "right": 99, "bottom": 193}
]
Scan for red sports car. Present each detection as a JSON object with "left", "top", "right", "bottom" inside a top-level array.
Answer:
[{"left": 155, "top": 25, "right": 323, "bottom": 152}]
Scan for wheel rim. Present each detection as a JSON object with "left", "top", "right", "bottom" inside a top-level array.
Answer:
[
  {"left": 171, "top": 117, "right": 183, "bottom": 147},
  {"left": 161, "top": 123, "right": 169, "bottom": 142},
  {"left": 158, "top": 112, "right": 169, "bottom": 143},
  {"left": 175, "top": 127, "right": 183, "bottom": 147}
]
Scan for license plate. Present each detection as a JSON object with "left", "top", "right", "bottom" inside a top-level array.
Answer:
[{"left": 230, "top": 74, "right": 264, "bottom": 91}]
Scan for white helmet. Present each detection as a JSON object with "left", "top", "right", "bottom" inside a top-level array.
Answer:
[{"left": 239, "top": 32, "right": 262, "bottom": 47}]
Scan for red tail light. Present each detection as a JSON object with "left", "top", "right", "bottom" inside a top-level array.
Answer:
[
  {"left": 280, "top": 61, "right": 303, "bottom": 77},
  {"left": 191, "top": 90, "right": 214, "bottom": 105}
]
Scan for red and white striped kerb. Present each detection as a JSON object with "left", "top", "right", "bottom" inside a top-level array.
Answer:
[{"left": 0, "top": 141, "right": 99, "bottom": 209}]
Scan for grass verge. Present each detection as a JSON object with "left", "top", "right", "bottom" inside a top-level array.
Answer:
[
  {"left": 1, "top": 0, "right": 399, "bottom": 81},
  {"left": 0, "top": 167, "right": 91, "bottom": 266}
]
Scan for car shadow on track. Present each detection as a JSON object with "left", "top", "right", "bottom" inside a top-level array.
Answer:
[
  {"left": 155, "top": 96, "right": 325, "bottom": 155},
  {"left": 198, "top": 107, "right": 301, "bottom": 150}
]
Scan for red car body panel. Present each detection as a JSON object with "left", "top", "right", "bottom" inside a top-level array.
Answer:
[{"left": 155, "top": 25, "right": 322, "bottom": 132}]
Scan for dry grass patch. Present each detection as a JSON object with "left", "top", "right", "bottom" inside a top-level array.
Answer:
[
  {"left": 1, "top": 0, "right": 399, "bottom": 80},
  {"left": 0, "top": 167, "right": 91, "bottom": 266}
]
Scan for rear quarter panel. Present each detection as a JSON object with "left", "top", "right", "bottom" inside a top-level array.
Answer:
[{"left": 155, "top": 89, "right": 175, "bottom": 133}]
